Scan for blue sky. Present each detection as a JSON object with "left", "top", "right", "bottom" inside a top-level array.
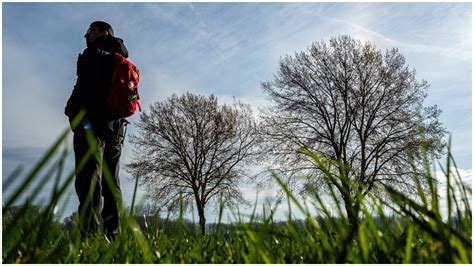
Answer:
[{"left": 2, "top": 2, "right": 472, "bottom": 221}]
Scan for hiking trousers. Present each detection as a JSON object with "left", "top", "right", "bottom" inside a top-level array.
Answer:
[{"left": 73, "top": 121, "right": 125, "bottom": 237}]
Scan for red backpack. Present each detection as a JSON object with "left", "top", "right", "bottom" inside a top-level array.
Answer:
[{"left": 107, "top": 53, "right": 141, "bottom": 119}]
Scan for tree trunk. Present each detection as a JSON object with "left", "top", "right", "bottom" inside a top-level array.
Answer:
[
  {"left": 345, "top": 200, "right": 360, "bottom": 231},
  {"left": 337, "top": 194, "right": 361, "bottom": 263},
  {"left": 197, "top": 204, "right": 206, "bottom": 235}
]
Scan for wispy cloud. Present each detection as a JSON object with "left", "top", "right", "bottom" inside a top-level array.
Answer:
[
  {"left": 332, "top": 16, "right": 471, "bottom": 63},
  {"left": 314, "top": 3, "right": 471, "bottom": 63}
]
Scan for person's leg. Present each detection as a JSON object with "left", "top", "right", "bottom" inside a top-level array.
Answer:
[
  {"left": 73, "top": 126, "right": 105, "bottom": 236},
  {"left": 101, "top": 121, "right": 125, "bottom": 237}
]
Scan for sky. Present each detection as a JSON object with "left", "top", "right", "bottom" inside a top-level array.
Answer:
[{"left": 2, "top": 2, "right": 472, "bottom": 222}]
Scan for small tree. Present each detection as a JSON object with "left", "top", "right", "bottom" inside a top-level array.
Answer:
[
  {"left": 128, "top": 93, "right": 257, "bottom": 234},
  {"left": 260, "top": 35, "right": 446, "bottom": 227}
]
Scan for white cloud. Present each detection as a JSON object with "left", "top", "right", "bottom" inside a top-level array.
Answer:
[
  {"left": 434, "top": 167, "right": 472, "bottom": 190},
  {"left": 320, "top": 6, "right": 471, "bottom": 63},
  {"left": 432, "top": 168, "right": 472, "bottom": 219},
  {"left": 3, "top": 38, "right": 73, "bottom": 148}
]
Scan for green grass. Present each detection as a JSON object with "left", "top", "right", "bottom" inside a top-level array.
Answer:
[{"left": 2, "top": 127, "right": 472, "bottom": 263}]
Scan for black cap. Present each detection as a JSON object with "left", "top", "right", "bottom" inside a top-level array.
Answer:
[{"left": 90, "top": 21, "right": 114, "bottom": 37}]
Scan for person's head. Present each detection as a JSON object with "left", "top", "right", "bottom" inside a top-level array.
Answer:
[{"left": 84, "top": 21, "right": 114, "bottom": 46}]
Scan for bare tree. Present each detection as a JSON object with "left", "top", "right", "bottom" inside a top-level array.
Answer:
[
  {"left": 128, "top": 93, "right": 257, "bottom": 234},
  {"left": 260, "top": 35, "right": 446, "bottom": 226}
]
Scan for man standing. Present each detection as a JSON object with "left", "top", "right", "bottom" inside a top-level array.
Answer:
[{"left": 65, "top": 21, "right": 127, "bottom": 238}]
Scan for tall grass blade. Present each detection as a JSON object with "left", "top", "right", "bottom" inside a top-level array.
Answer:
[
  {"left": 130, "top": 173, "right": 140, "bottom": 215},
  {"left": 3, "top": 165, "right": 24, "bottom": 191},
  {"left": 3, "top": 128, "right": 69, "bottom": 210},
  {"left": 403, "top": 223, "right": 414, "bottom": 264},
  {"left": 4, "top": 110, "right": 85, "bottom": 211}
]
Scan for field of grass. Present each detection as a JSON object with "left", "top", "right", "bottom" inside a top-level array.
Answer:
[{"left": 2, "top": 127, "right": 472, "bottom": 263}]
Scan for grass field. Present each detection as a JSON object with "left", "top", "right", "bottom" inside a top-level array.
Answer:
[{"left": 2, "top": 127, "right": 472, "bottom": 263}]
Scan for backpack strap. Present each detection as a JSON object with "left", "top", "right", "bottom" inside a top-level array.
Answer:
[
  {"left": 136, "top": 101, "right": 142, "bottom": 112},
  {"left": 110, "top": 53, "right": 121, "bottom": 82},
  {"left": 116, "top": 118, "right": 130, "bottom": 145}
]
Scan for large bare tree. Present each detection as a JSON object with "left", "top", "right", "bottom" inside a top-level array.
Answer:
[
  {"left": 128, "top": 93, "right": 257, "bottom": 234},
  {"left": 260, "top": 35, "right": 446, "bottom": 226}
]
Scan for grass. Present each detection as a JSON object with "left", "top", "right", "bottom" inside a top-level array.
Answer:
[{"left": 2, "top": 126, "right": 472, "bottom": 263}]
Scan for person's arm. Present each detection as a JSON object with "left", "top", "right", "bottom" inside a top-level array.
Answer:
[
  {"left": 65, "top": 48, "right": 114, "bottom": 124},
  {"left": 65, "top": 52, "right": 89, "bottom": 126}
]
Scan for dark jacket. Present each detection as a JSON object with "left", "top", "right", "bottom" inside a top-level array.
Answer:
[{"left": 65, "top": 35, "right": 129, "bottom": 138}]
